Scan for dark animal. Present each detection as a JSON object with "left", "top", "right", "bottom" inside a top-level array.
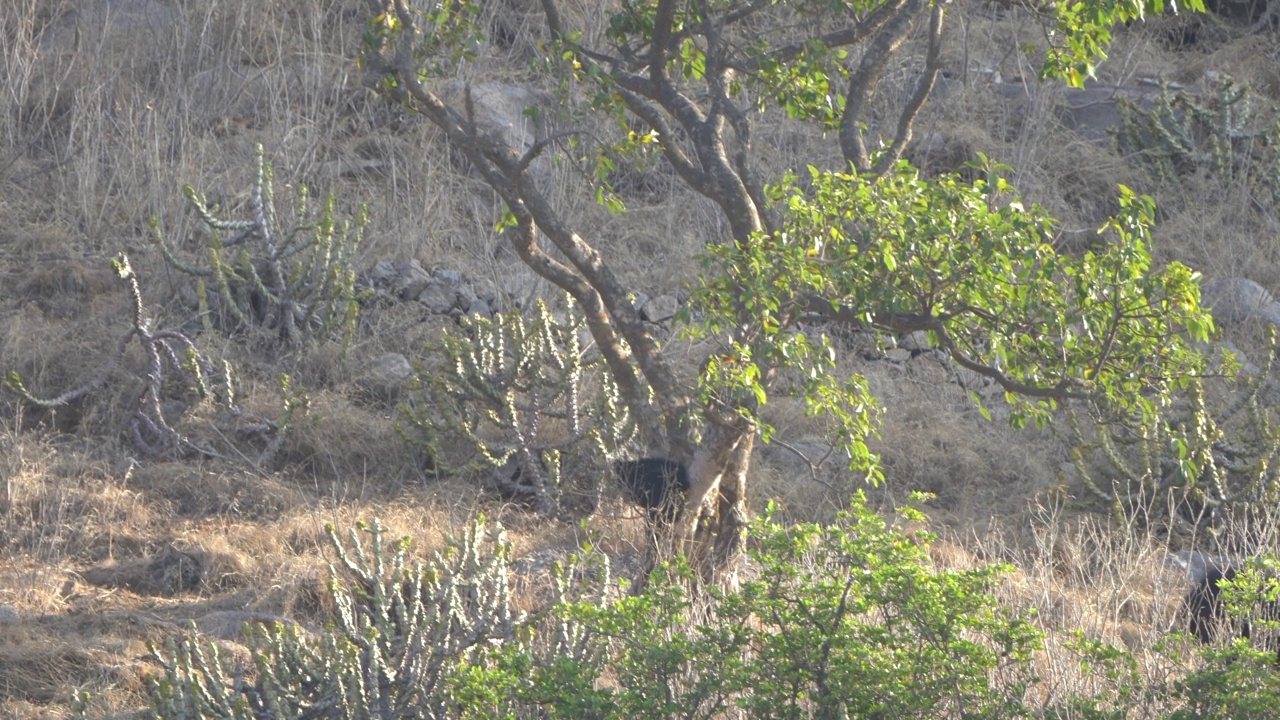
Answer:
[
  {"left": 1188, "top": 563, "right": 1240, "bottom": 644},
  {"left": 1185, "top": 560, "right": 1280, "bottom": 665},
  {"left": 612, "top": 457, "right": 690, "bottom": 523}
]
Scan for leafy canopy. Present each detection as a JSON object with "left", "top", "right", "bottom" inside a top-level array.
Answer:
[{"left": 359, "top": 0, "right": 1214, "bottom": 483}]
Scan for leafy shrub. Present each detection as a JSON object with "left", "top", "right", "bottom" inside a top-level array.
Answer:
[{"left": 140, "top": 494, "right": 1051, "bottom": 719}]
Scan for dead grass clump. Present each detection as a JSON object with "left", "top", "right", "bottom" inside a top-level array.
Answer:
[
  {"left": 280, "top": 568, "right": 335, "bottom": 626},
  {"left": 275, "top": 390, "right": 410, "bottom": 491},
  {"left": 80, "top": 540, "right": 253, "bottom": 598},
  {"left": 1, "top": 469, "right": 158, "bottom": 567},
  {"left": 126, "top": 462, "right": 304, "bottom": 522},
  {"left": 0, "top": 625, "right": 125, "bottom": 706},
  {"left": 975, "top": 491, "right": 1200, "bottom": 704}
]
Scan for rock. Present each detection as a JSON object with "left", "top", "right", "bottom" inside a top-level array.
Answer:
[
  {"left": 393, "top": 259, "right": 433, "bottom": 301},
  {"left": 845, "top": 330, "right": 886, "bottom": 359},
  {"left": 468, "top": 298, "right": 492, "bottom": 317},
  {"left": 434, "top": 269, "right": 465, "bottom": 286},
  {"left": 366, "top": 260, "right": 398, "bottom": 286},
  {"left": 443, "top": 82, "right": 552, "bottom": 178},
  {"left": 886, "top": 348, "right": 913, "bottom": 363},
  {"left": 900, "top": 330, "right": 930, "bottom": 352},
  {"left": 0, "top": 604, "right": 17, "bottom": 624},
  {"left": 1201, "top": 277, "right": 1280, "bottom": 329},
  {"left": 631, "top": 292, "right": 651, "bottom": 313},
  {"left": 455, "top": 283, "right": 477, "bottom": 310},
  {"left": 640, "top": 294, "right": 679, "bottom": 323},
  {"left": 359, "top": 353, "right": 414, "bottom": 400},
  {"left": 418, "top": 282, "right": 458, "bottom": 314},
  {"left": 1057, "top": 81, "right": 1164, "bottom": 145}
]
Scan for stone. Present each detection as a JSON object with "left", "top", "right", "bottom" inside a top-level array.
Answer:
[
  {"left": 1201, "top": 277, "right": 1280, "bottom": 329},
  {"left": 900, "top": 330, "right": 930, "bottom": 352},
  {"left": 886, "top": 348, "right": 912, "bottom": 363},
  {"left": 455, "top": 283, "right": 477, "bottom": 310},
  {"left": 434, "top": 269, "right": 465, "bottom": 286},
  {"left": 443, "top": 82, "right": 553, "bottom": 178},
  {"left": 366, "top": 260, "right": 398, "bottom": 286},
  {"left": 393, "top": 259, "right": 433, "bottom": 301},
  {"left": 640, "top": 294, "right": 679, "bottom": 323},
  {"left": 0, "top": 604, "right": 17, "bottom": 624},
  {"left": 359, "top": 353, "right": 414, "bottom": 400},
  {"left": 418, "top": 282, "right": 458, "bottom": 314}
]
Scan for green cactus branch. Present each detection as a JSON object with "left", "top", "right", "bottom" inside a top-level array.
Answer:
[
  {"left": 151, "top": 144, "right": 368, "bottom": 348},
  {"left": 401, "top": 299, "right": 638, "bottom": 517},
  {"left": 5, "top": 254, "right": 226, "bottom": 458}
]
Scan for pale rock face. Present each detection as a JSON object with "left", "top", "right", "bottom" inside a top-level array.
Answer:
[
  {"left": 359, "top": 353, "right": 414, "bottom": 401},
  {"left": 640, "top": 294, "right": 679, "bottom": 324},
  {"left": 441, "top": 81, "right": 555, "bottom": 181},
  {"left": 1201, "top": 277, "right": 1280, "bottom": 329}
]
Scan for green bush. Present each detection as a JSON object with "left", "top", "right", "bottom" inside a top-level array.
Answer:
[{"left": 139, "top": 494, "right": 1051, "bottom": 719}]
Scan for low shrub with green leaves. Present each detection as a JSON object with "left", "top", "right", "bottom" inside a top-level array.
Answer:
[{"left": 135, "top": 494, "right": 1056, "bottom": 719}]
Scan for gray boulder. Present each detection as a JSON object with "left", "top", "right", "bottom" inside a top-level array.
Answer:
[{"left": 1201, "top": 277, "right": 1280, "bottom": 329}]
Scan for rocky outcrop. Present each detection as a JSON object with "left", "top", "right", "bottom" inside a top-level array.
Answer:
[
  {"left": 359, "top": 259, "right": 500, "bottom": 318},
  {"left": 1201, "top": 277, "right": 1280, "bottom": 330}
]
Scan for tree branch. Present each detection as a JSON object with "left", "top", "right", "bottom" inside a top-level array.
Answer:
[
  {"left": 796, "top": 294, "right": 1091, "bottom": 400},
  {"left": 838, "top": 0, "right": 927, "bottom": 172},
  {"left": 650, "top": 0, "right": 680, "bottom": 83},
  {"left": 870, "top": 0, "right": 947, "bottom": 178}
]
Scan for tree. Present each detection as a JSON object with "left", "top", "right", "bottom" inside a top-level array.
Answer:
[{"left": 357, "top": 0, "right": 1211, "bottom": 579}]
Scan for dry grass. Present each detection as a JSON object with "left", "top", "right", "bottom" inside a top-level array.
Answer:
[{"left": 0, "top": 0, "right": 1278, "bottom": 716}]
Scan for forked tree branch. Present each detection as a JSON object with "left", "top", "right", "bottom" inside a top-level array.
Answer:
[
  {"left": 872, "top": 0, "right": 947, "bottom": 178},
  {"left": 839, "top": 0, "right": 927, "bottom": 173}
]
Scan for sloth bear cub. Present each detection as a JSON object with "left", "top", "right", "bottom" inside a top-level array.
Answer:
[
  {"left": 1186, "top": 561, "right": 1280, "bottom": 666},
  {"left": 612, "top": 457, "right": 690, "bottom": 523}
]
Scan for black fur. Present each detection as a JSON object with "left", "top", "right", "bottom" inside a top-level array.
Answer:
[
  {"left": 612, "top": 458, "right": 690, "bottom": 522},
  {"left": 1186, "top": 562, "right": 1280, "bottom": 665},
  {"left": 1188, "top": 564, "right": 1239, "bottom": 644}
]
